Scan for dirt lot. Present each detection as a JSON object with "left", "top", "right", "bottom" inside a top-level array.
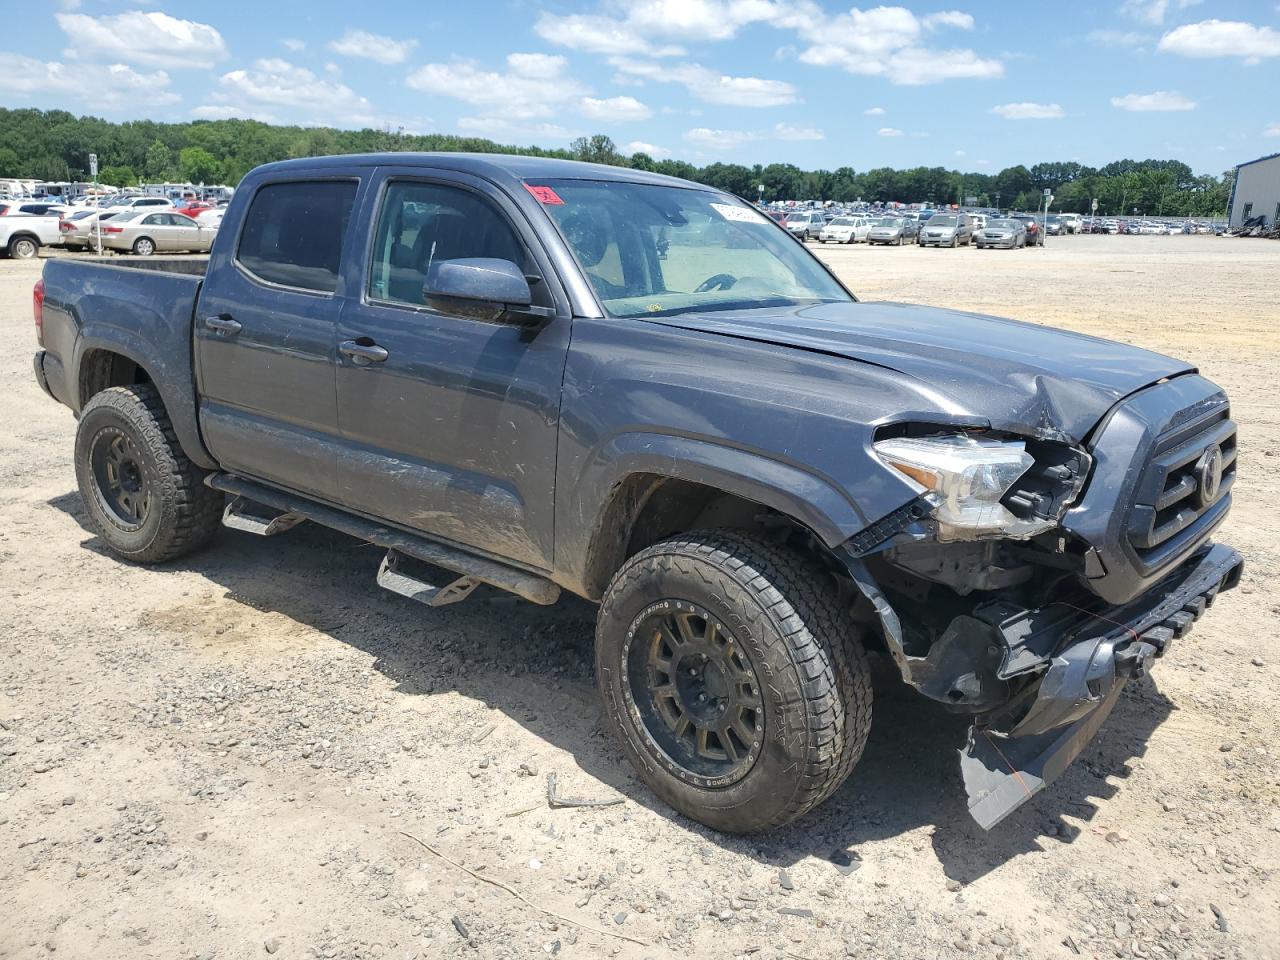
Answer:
[{"left": 1, "top": 235, "right": 1278, "bottom": 960}]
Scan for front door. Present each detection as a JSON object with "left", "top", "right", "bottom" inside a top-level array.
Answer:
[
  {"left": 331, "top": 169, "right": 572, "bottom": 570},
  {"left": 195, "top": 174, "right": 363, "bottom": 502}
]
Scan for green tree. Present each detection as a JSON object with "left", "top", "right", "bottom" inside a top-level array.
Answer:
[
  {"left": 98, "top": 165, "right": 137, "bottom": 187},
  {"left": 179, "top": 146, "right": 220, "bottom": 184},
  {"left": 144, "top": 138, "right": 173, "bottom": 180},
  {"left": 569, "top": 134, "right": 622, "bottom": 166}
]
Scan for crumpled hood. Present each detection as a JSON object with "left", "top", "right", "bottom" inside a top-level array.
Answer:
[{"left": 640, "top": 300, "right": 1193, "bottom": 442}]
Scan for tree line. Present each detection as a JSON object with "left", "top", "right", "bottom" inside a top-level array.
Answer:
[{"left": 0, "top": 108, "right": 1232, "bottom": 217}]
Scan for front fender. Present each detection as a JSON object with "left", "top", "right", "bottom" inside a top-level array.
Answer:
[{"left": 559, "top": 431, "right": 876, "bottom": 597}]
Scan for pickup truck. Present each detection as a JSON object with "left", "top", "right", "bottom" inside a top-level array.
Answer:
[
  {"left": 2, "top": 214, "right": 63, "bottom": 259},
  {"left": 32, "top": 153, "right": 1242, "bottom": 832}
]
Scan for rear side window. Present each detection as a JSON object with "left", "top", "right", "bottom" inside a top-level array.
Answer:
[{"left": 237, "top": 180, "right": 357, "bottom": 294}]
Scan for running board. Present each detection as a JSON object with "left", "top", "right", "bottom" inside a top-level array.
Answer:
[
  {"left": 377, "top": 549, "right": 479, "bottom": 607},
  {"left": 221, "top": 496, "right": 306, "bottom": 536},
  {"left": 205, "top": 473, "right": 561, "bottom": 606}
]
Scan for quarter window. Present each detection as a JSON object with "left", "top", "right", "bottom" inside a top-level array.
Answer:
[
  {"left": 368, "top": 181, "right": 539, "bottom": 308},
  {"left": 237, "top": 180, "right": 357, "bottom": 294}
]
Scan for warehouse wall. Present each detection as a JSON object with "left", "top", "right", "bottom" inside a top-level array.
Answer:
[{"left": 1230, "top": 155, "right": 1280, "bottom": 228}]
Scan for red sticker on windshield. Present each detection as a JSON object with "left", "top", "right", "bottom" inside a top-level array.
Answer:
[{"left": 525, "top": 184, "right": 565, "bottom": 205}]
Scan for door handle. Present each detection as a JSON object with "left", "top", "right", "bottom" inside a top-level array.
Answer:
[
  {"left": 203, "top": 315, "right": 241, "bottom": 335},
  {"left": 339, "top": 339, "right": 389, "bottom": 365}
]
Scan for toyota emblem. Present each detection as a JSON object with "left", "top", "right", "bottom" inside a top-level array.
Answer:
[{"left": 1194, "top": 444, "right": 1224, "bottom": 508}]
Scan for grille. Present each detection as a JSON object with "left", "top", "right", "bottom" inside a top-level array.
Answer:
[{"left": 1127, "top": 403, "right": 1236, "bottom": 571}]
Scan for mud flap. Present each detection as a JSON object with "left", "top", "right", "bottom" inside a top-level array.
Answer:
[{"left": 960, "top": 681, "right": 1126, "bottom": 830}]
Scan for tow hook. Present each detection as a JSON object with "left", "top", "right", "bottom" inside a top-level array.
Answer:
[{"left": 1114, "top": 640, "right": 1158, "bottom": 680}]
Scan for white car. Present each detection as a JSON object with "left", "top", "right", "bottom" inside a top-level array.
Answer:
[
  {"left": 97, "top": 195, "right": 174, "bottom": 213},
  {"left": 0, "top": 214, "right": 64, "bottom": 259},
  {"left": 817, "top": 216, "right": 872, "bottom": 244}
]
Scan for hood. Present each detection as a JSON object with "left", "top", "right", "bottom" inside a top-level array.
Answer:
[{"left": 639, "top": 300, "right": 1193, "bottom": 442}]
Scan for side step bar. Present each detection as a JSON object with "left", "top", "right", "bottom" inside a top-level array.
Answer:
[
  {"left": 222, "top": 496, "right": 306, "bottom": 536},
  {"left": 377, "top": 549, "right": 479, "bottom": 607},
  {"left": 206, "top": 473, "right": 561, "bottom": 606}
]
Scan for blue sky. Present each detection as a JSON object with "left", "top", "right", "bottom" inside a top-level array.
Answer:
[{"left": 4, "top": 0, "right": 1279, "bottom": 174}]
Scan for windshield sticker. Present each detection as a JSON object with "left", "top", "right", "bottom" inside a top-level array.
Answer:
[
  {"left": 710, "top": 202, "right": 767, "bottom": 224},
  {"left": 525, "top": 184, "right": 565, "bottom": 205}
]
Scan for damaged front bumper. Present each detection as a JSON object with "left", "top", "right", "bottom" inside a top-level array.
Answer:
[
  {"left": 960, "top": 542, "right": 1242, "bottom": 828},
  {"left": 843, "top": 540, "right": 1243, "bottom": 829}
]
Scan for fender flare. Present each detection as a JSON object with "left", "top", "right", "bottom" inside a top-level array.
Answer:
[
  {"left": 570, "top": 431, "right": 874, "bottom": 597},
  {"left": 72, "top": 325, "right": 216, "bottom": 470}
]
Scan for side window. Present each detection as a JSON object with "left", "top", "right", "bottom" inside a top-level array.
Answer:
[
  {"left": 237, "top": 180, "right": 357, "bottom": 294},
  {"left": 142, "top": 214, "right": 166, "bottom": 226},
  {"left": 368, "top": 180, "right": 542, "bottom": 308}
]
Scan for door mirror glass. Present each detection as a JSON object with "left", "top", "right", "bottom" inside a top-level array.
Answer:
[{"left": 423, "top": 257, "right": 531, "bottom": 321}]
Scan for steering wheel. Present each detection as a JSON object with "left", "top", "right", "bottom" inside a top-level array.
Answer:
[{"left": 694, "top": 273, "right": 738, "bottom": 293}]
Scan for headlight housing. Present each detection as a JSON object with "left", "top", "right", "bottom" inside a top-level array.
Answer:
[{"left": 874, "top": 434, "right": 1057, "bottom": 541}]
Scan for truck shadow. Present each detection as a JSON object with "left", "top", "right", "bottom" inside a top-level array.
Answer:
[{"left": 51, "top": 494, "right": 1174, "bottom": 882}]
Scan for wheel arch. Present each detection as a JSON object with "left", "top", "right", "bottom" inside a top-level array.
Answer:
[{"left": 6, "top": 231, "right": 41, "bottom": 255}]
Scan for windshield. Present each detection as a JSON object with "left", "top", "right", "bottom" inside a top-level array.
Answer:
[
  {"left": 987, "top": 219, "right": 1018, "bottom": 229},
  {"left": 535, "top": 180, "right": 851, "bottom": 318},
  {"left": 927, "top": 216, "right": 958, "bottom": 226},
  {"left": 785, "top": 214, "right": 808, "bottom": 223},
  {"left": 873, "top": 218, "right": 902, "bottom": 227},
  {"left": 828, "top": 217, "right": 855, "bottom": 226}
]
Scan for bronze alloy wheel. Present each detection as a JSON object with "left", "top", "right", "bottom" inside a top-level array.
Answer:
[{"left": 623, "top": 600, "right": 764, "bottom": 788}]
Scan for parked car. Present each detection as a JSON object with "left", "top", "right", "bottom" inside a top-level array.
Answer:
[
  {"left": 818, "top": 216, "right": 872, "bottom": 244},
  {"left": 866, "top": 216, "right": 916, "bottom": 245},
  {"left": 918, "top": 214, "right": 974, "bottom": 248},
  {"left": 0, "top": 213, "right": 63, "bottom": 258},
  {"left": 98, "top": 195, "right": 175, "bottom": 212},
  {"left": 98, "top": 209, "right": 215, "bottom": 256},
  {"left": 57, "top": 210, "right": 121, "bottom": 250},
  {"left": 1045, "top": 216, "right": 1066, "bottom": 236},
  {"left": 967, "top": 214, "right": 987, "bottom": 232},
  {"left": 784, "top": 210, "right": 826, "bottom": 241},
  {"left": 975, "top": 218, "right": 1027, "bottom": 249},
  {"left": 1057, "top": 213, "right": 1082, "bottom": 234},
  {"left": 1011, "top": 215, "right": 1045, "bottom": 246},
  {"left": 0, "top": 200, "right": 68, "bottom": 218},
  {"left": 32, "top": 153, "right": 1242, "bottom": 835}
]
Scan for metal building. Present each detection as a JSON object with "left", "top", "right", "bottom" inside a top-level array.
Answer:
[{"left": 1228, "top": 151, "right": 1280, "bottom": 228}]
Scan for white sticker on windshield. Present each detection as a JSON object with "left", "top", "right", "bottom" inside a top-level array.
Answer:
[{"left": 710, "top": 202, "right": 767, "bottom": 224}]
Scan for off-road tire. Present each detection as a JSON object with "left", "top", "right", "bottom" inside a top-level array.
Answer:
[
  {"left": 74, "top": 384, "right": 222, "bottom": 563},
  {"left": 596, "top": 530, "right": 872, "bottom": 833}
]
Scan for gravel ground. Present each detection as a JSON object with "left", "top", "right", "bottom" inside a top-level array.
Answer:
[{"left": 1, "top": 235, "right": 1278, "bottom": 960}]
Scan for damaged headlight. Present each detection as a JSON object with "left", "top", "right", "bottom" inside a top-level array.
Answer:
[{"left": 874, "top": 435, "right": 1057, "bottom": 541}]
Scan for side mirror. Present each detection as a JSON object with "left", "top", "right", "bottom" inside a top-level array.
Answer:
[{"left": 423, "top": 258, "right": 546, "bottom": 325}]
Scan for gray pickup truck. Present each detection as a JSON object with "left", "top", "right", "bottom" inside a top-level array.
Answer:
[{"left": 32, "top": 153, "right": 1241, "bottom": 832}]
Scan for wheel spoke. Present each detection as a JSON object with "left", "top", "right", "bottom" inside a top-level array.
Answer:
[
  {"left": 674, "top": 613, "right": 700, "bottom": 645},
  {"left": 730, "top": 714, "right": 760, "bottom": 747},
  {"left": 671, "top": 713, "right": 692, "bottom": 740}
]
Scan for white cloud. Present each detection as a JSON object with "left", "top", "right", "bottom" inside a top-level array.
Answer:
[
  {"left": 609, "top": 57, "right": 797, "bottom": 107},
  {"left": 533, "top": 13, "right": 684, "bottom": 56},
  {"left": 456, "top": 117, "right": 580, "bottom": 142},
  {"left": 217, "top": 58, "right": 387, "bottom": 127},
  {"left": 877, "top": 127, "right": 904, "bottom": 136},
  {"left": 1088, "top": 29, "right": 1151, "bottom": 47},
  {"left": 0, "top": 53, "right": 178, "bottom": 108},
  {"left": 624, "top": 140, "right": 671, "bottom": 157},
  {"left": 684, "top": 127, "right": 759, "bottom": 151},
  {"left": 1111, "top": 90, "right": 1197, "bottom": 111},
  {"left": 773, "top": 122, "right": 824, "bottom": 140},
  {"left": 1265, "top": 122, "right": 1280, "bottom": 137},
  {"left": 192, "top": 104, "right": 275, "bottom": 122},
  {"left": 991, "top": 101, "right": 1064, "bottom": 119},
  {"left": 282, "top": 38, "right": 306, "bottom": 52},
  {"left": 1121, "top": 0, "right": 1200, "bottom": 26},
  {"left": 56, "top": 11, "right": 227, "bottom": 69},
  {"left": 789, "top": 5, "right": 1003, "bottom": 84},
  {"left": 1157, "top": 19, "right": 1280, "bottom": 60},
  {"left": 579, "top": 95, "right": 653, "bottom": 121},
  {"left": 954, "top": 149, "right": 966, "bottom": 156},
  {"left": 329, "top": 29, "right": 418, "bottom": 65},
  {"left": 864, "top": 106, "right": 886, "bottom": 115},
  {"left": 406, "top": 53, "right": 587, "bottom": 119},
  {"left": 923, "top": 11, "right": 974, "bottom": 30}
]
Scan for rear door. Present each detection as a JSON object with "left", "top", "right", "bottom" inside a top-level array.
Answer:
[
  {"left": 195, "top": 172, "right": 364, "bottom": 502},
  {"left": 330, "top": 167, "right": 572, "bottom": 570}
]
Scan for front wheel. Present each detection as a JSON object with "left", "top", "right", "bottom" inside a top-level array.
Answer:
[
  {"left": 133, "top": 237, "right": 155, "bottom": 256},
  {"left": 74, "top": 385, "right": 223, "bottom": 563},
  {"left": 596, "top": 531, "right": 872, "bottom": 833}
]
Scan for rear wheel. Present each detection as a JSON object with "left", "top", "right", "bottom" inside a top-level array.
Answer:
[
  {"left": 596, "top": 531, "right": 872, "bottom": 833},
  {"left": 132, "top": 237, "right": 155, "bottom": 256},
  {"left": 74, "top": 385, "right": 223, "bottom": 563},
  {"left": 8, "top": 236, "right": 38, "bottom": 259}
]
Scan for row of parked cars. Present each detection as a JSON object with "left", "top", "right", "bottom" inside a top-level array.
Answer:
[
  {"left": 0, "top": 193, "right": 226, "bottom": 259},
  {"left": 780, "top": 210, "right": 1051, "bottom": 250}
]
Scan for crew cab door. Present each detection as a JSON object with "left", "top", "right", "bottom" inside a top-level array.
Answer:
[
  {"left": 195, "top": 174, "right": 363, "bottom": 502},
  {"left": 331, "top": 168, "right": 571, "bottom": 570}
]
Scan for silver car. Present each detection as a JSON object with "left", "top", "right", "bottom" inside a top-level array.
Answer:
[
  {"left": 866, "top": 217, "right": 914, "bottom": 246},
  {"left": 57, "top": 210, "right": 121, "bottom": 250},
  {"left": 975, "top": 218, "right": 1027, "bottom": 249},
  {"left": 918, "top": 214, "right": 974, "bottom": 247},
  {"left": 99, "top": 209, "right": 214, "bottom": 256}
]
